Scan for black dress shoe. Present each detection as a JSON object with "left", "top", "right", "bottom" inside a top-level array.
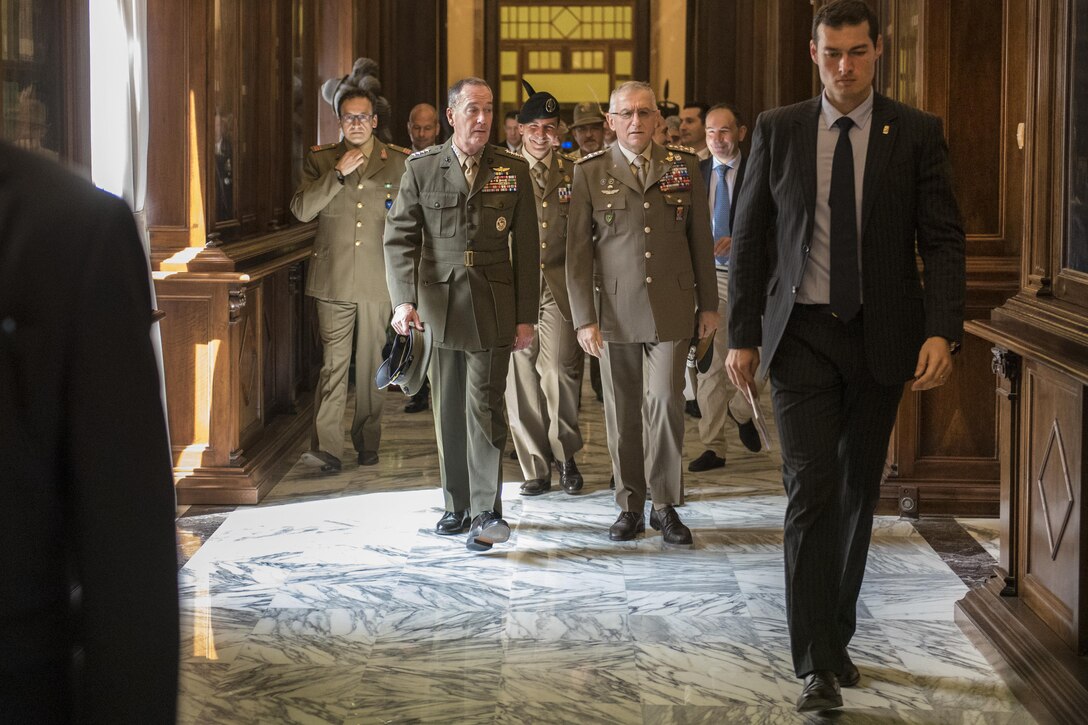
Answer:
[
  {"left": 301, "top": 450, "right": 342, "bottom": 473},
  {"left": 466, "top": 511, "right": 511, "bottom": 552},
  {"left": 839, "top": 652, "right": 860, "bottom": 688},
  {"left": 556, "top": 458, "right": 584, "bottom": 494},
  {"left": 688, "top": 449, "right": 725, "bottom": 472},
  {"left": 728, "top": 408, "right": 762, "bottom": 453},
  {"left": 404, "top": 397, "right": 429, "bottom": 414},
  {"left": 649, "top": 505, "right": 693, "bottom": 547},
  {"left": 609, "top": 511, "right": 645, "bottom": 541},
  {"left": 519, "top": 478, "right": 551, "bottom": 496},
  {"left": 796, "top": 671, "right": 842, "bottom": 713},
  {"left": 684, "top": 400, "right": 702, "bottom": 418},
  {"left": 435, "top": 510, "right": 471, "bottom": 535},
  {"left": 358, "top": 450, "right": 379, "bottom": 466}
]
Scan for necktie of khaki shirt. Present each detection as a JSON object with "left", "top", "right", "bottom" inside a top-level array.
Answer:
[
  {"left": 462, "top": 156, "right": 477, "bottom": 188},
  {"left": 631, "top": 154, "right": 646, "bottom": 187},
  {"left": 531, "top": 162, "right": 547, "bottom": 197}
]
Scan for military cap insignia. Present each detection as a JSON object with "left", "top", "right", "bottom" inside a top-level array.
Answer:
[
  {"left": 310, "top": 142, "right": 337, "bottom": 152},
  {"left": 658, "top": 158, "right": 692, "bottom": 193},
  {"left": 482, "top": 167, "right": 518, "bottom": 193},
  {"left": 575, "top": 149, "right": 607, "bottom": 164}
]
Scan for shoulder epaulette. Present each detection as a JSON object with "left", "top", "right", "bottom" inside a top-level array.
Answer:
[
  {"left": 559, "top": 151, "right": 579, "bottom": 164},
  {"left": 310, "top": 142, "right": 337, "bottom": 152},
  {"left": 387, "top": 143, "right": 411, "bottom": 156},
  {"left": 574, "top": 149, "right": 608, "bottom": 164},
  {"left": 494, "top": 146, "right": 524, "bottom": 161},
  {"left": 666, "top": 144, "right": 697, "bottom": 156},
  {"left": 408, "top": 146, "right": 442, "bottom": 160}
]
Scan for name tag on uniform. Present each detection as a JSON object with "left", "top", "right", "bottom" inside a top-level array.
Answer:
[
  {"left": 558, "top": 186, "right": 571, "bottom": 204},
  {"left": 482, "top": 167, "right": 517, "bottom": 193},
  {"left": 658, "top": 161, "right": 692, "bottom": 193}
]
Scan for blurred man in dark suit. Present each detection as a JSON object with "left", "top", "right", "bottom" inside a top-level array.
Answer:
[{"left": 0, "top": 141, "right": 179, "bottom": 723}]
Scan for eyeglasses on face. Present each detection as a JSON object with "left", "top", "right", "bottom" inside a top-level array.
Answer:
[
  {"left": 341, "top": 113, "right": 375, "bottom": 126},
  {"left": 609, "top": 108, "right": 655, "bottom": 122}
]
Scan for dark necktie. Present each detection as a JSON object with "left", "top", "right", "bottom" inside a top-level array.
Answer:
[
  {"left": 712, "top": 163, "right": 732, "bottom": 265},
  {"left": 532, "top": 161, "right": 547, "bottom": 198},
  {"left": 829, "top": 116, "right": 860, "bottom": 322}
]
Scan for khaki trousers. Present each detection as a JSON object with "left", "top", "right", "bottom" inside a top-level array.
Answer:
[
  {"left": 600, "top": 339, "right": 687, "bottom": 511},
  {"left": 313, "top": 298, "right": 391, "bottom": 459},
  {"left": 431, "top": 344, "right": 512, "bottom": 517},
  {"left": 505, "top": 284, "right": 584, "bottom": 480},
  {"left": 696, "top": 269, "right": 754, "bottom": 456}
]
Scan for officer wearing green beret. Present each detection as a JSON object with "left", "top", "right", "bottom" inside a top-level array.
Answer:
[
  {"left": 383, "top": 77, "right": 540, "bottom": 552},
  {"left": 504, "top": 83, "right": 585, "bottom": 497},
  {"left": 291, "top": 88, "right": 410, "bottom": 472}
]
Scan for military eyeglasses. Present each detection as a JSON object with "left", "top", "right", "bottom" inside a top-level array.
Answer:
[
  {"left": 340, "top": 113, "right": 375, "bottom": 126},
  {"left": 609, "top": 108, "right": 656, "bottom": 122}
]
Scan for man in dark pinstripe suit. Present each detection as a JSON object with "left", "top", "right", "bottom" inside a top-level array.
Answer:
[{"left": 726, "top": 0, "right": 965, "bottom": 712}]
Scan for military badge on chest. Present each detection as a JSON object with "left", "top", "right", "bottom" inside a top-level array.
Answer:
[
  {"left": 658, "top": 155, "right": 692, "bottom": 193},
  {"left": 558, "top": 185, "right": 571, "bottom": 204},
  {"left": 482, "top": 166, "right": 518, "bottom": 193}
]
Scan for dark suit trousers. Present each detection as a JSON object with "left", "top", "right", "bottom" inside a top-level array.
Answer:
[
  {"left": 431, "top": 344, "right": 511, "bottom": 518},
  {"left": 769, "top": 306, "right": 904, "bottom": 677}
]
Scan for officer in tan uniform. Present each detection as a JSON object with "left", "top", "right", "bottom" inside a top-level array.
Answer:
[
  {"left": 384, "top": 77, "right": 540, "bottom": 552},
  {"left": 567, "top": 81, "right": 718, "bottom": 546},
  {"left": 290, "top": 88, "right": 410, "bottom": 472},
  {"left": 505, "top": 84, "right": 585, "bottom": 497}
]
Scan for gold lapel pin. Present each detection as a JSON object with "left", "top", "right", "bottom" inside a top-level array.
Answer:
[{"left": 882, "top": 124, "right": 890, "bottom": 135}]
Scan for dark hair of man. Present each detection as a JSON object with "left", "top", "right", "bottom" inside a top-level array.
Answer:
[
  {"left": 812, "top": 0, "right": 879, "bottom": 46},
  {"left": 337, "top": 88, "right": 378, "bottom": 117},
  {"left": 707, "top": 102, "right": 746, "bottom": 128},
  {"left": 683, "top": 102, "right": 709, "bottom": 123},
  {"left": 447, "top": 77, "right": 491, "bottom": 111},
  {"left": 505, "top": 110, "right": 519, "bottom": 121}
]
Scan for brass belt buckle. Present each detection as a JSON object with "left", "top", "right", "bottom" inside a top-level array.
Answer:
[{"left": 464, "top": 250, "right": 475, "bottom": 267}]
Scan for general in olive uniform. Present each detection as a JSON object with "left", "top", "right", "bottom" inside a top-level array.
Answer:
[
  {"left": 291, "top": 88, "right": 409, "bottom": 471},
  {"left": 384, "top": 77, "right": 540, "bottom": 552},
  {"left": 505, "top": 84, "right": 585, "bottom": 497},
  {"left": 567, "top": 81, "right": 718, "bottom": 546}
]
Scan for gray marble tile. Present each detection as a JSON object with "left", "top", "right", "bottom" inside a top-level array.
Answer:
[
  {"left": 504, "top": 610, "right": 631, "bottom": 642},
  {"left": 499, "top": 640, "right": 641, "bottom": 703},
  {"left": 495, "top": 697, "right": 643, "bottom": 724},
  {"left": 636, "top": 640, "right": 785, "bottom": 707}
]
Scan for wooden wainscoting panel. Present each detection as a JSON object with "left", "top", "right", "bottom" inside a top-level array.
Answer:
[
  {"left": 158, "top": 294, "right": 213, "bottom": 457},
  {"left": 1020, "top": 360, "right": 1084, "bottom": 650}
]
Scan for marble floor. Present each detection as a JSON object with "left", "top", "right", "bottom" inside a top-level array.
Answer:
[{"left": 176, "top": 377, "right": 1033, "bottom": 724}]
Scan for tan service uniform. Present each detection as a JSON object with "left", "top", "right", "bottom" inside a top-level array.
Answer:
[
  {"left": 384, "top": 140, "right": 540, "bottom": 516},
  {"left": 566, "top": 143, "right": 717, "bottom": 511},
  {"left": 505, "top": 150, "right": 584, "bottom": 481},
  {"left": 290, "top": 138, "right": 409, "bottom": 461}
]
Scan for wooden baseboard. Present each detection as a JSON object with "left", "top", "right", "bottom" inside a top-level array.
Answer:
[
  {"left": 955, "top": 575, "right": 1088, "bottom": 725},
  {"left": 174, "top": 403, "right": 312, "bottom": 505}
]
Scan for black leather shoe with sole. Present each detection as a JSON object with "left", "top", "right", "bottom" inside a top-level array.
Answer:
[
  {"left": 435, "top": 510, "right": 471, "bottom": 535},
  {"left": 466, "top": 512, "right": 511, "bottom": 552},
  {"left": 609, "top": 512, "right": 645, "bottom": 541},
  {"left": 796, "top": 671, "right": 842, "bottom": 712},
  {"left": 649, "top": 505, "right": 693, "bottom": 547}
]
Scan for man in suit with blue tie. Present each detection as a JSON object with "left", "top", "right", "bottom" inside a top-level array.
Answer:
[
  {"left": 726, "top": 0, "right": 965, "bottom": 712},
  {"left": 688, "top": 103, "right": 762, "bottom": 473}
]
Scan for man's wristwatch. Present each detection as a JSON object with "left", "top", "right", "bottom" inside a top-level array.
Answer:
[
  {"left": 949, "top": 340, "right": 961, "bottom": 356},
  {"left": 335, "top": 169, "right": 345, "bottom": 185}
]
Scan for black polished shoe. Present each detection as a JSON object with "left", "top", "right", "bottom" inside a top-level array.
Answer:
[
  {"left": 684, "top": 399, "right": 702, "bottom": 418},
  {"left": 466, "top": 511, "right": 511, "bottom": 552},
  {"left": 687, "top": 449, "right": 725, "bottom": 472},
  {"left": 556, "top": 458, "right": 584, "bottom": 494},
  {"left": 404, "top": 396, "right": 429, "bottom": 414},
  {"left": 358, "top": 450, "right": 379, "bottom": 466},
  {"left": 301, "top": 450, "right": 342, "bottom": 473},
  {"left": 728, "top": 408, "right": 762, "bottom": 453},
  {"left": 435, "top": 510, "right": 471, "bottom": 535},
  {"left": 609, "top": 511, "right": 645, "bottom": 541},
  {"left": 838, "top": 652, "right": 860, "bottom": 688},
  {"left": 649, "top": 505, "right": 693, "bottom": 547},
  {"left": 796, "top": 671, "right": 842, "bottom": 713},
  {"left": 519, "top": 478, "right": 551, "bottom": 496}
]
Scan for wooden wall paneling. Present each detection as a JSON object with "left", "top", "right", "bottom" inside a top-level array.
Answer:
[
  {"left": 316, "top": 0, "right": 355, "bottom": 144},
  {"left": 235, "top": 279, "right": 262, "bottom": 449},
  {"left": 1020, "top": 361, "right": 1084, "bottom": 651},
  {"left": 992, "top": 346, "right": 1022, "bottom": 591}
]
